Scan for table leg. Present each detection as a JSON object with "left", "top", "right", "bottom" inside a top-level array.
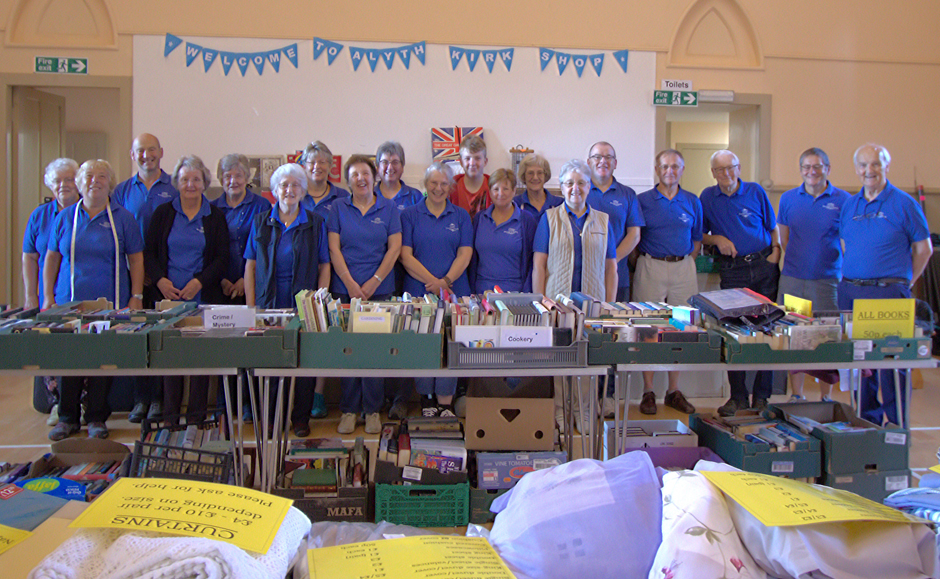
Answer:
[{"left": 220, "top": 373, "right": 241, "bottom": 487}]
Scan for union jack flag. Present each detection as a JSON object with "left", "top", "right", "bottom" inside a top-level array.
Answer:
[{"left": 431, "top": 126, "right": 484, "bottom": 161}]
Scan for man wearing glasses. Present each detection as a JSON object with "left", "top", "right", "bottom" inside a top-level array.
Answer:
[
  {"left": 701, "top": 149, "right": 781, "bottom": 416},
  {"left": 839, "top": 144, "right": 932, "bottom": 426}
]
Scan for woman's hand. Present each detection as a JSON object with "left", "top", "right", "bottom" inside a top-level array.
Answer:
[
  {"left": 230, "top": 278, "right": 245, "bottom": 297},
  {"left": 221, "top": 279, "right": 234, "bottom": 296},
  {"left": 359, "top": 277, "right": 379, "bottom": 300},
  {"left": 179, "top": 278, "right": 203, "bottom": 301},
  {"left": 157, "top": 277, "right": 181, "bottom": 300},
  {"left": 424, "top": 278, "right": 447, "bottom": 295}
]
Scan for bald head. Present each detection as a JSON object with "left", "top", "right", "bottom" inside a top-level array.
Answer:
[{"left": 130, "top": 133, "right": 164, "bottom": 176}]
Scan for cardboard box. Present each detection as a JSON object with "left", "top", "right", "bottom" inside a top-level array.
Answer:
[
  {"left": 465, "top": 397, "right": 555, "bottom": 451},
  {"left": 768, "top": 401, "right": 909, "bottom": 474},
  {"left": 469, "top": 487, "right": 510, "bottom": 524},
  {"left": 270, "top": 486, "right": 371, "bottom": 523},
  {"left": 635, "top": 446, "right": 724, "bottom": 470},
  {"left": 475, "top": 452, "right": 566, "bottom": 489},
  {"left": 818, "top": 469, "right": 910, "bottom": 504},
  {"left": 27, "top": 438, "right": 130, "bottom": 480},
  {"left": 603, "top": 419, "right": 699, "bottom": 460}
]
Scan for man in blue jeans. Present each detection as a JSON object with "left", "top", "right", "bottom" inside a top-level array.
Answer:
[
  {"left": 838, "top": 143, "right": 932, "bottom": 425},
  {"left": 701, "top": 150, "right": 782, "bottom": 416}
]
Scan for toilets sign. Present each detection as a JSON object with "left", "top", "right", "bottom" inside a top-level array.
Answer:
[{"left": 35, "top": 57, "right": 87, "bottom": 74}]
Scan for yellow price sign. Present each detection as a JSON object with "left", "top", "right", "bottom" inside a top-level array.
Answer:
[
  {"left": 0, "top": 523, "right": 31, "bottom": 555},
  {"left": 309, "top": 535, "right": 515, "bottom": 579},
  {"left": 702, "top": 471, "right": 926, "bottom": 527},
  {"left": 851, "top": 298, "right": 915, "bottom": 339},
  {"left": 783, "top": 294, "right": 813, "bottom": 316},
  {"left": 70, "top": 478, "right": 292, "bottom": 554}
]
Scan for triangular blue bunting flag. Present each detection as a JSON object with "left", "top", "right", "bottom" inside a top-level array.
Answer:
[
  {"left": 349, "top": 47, "right": 365, "bottom": 71},
  {"left": 465, "top": 48, "right": 480, "bottom": 72},
  {"left": 266, "top": 49, "right": 281, "bottom": 73},
  {"left": 572, "top": 54, "right": 587, "bottom": 78},
  {"left": 185, "top": 43, "right": 201, "bottom": 67},
  {"left": 164, "top": 34, "right": 183, "bottom": 57},
  {"left": 380, "top": 48, "right": 396, "bottom": 70},
  {"left": 499, "top": 48, "right": 514, "bottom": 71},
  {"left": 202, "top": 48, "right": 218, "bottom": 72},
  {"left": 366, "top": 49, "right": 380, "bottom": 72},
  {"left": 282, "top": 44, "right": 298, "bottom": 68},
  {"left": 313, "top": 37, "right": 328, "bottom": 60},
  {"left": 555, "top": 51, "right": 570, "bottom": 75},
  {"left": 397, "top": 44, "right": 412, "bottom": 69},
  {"left": 539, "top": 48, "right": 555, "bottom": 71},
  {"left": 251, "top": 52, "right": 266, "bottom": 75},
  {"left": 481, "top": 50, "right": 498, "bottom": 73},
  {"left": 590, "top": 53, "right": 604, "bottom": 76},
  {"left": 613, "top": 49, "right": 629, "bottom": 73},
  {"left": 315, "top": 38, "right": 344, "bottom": 65},
  {"left": 411, "top": 41, "right": 426, "bottom": 65},
  {"left": 449, "top": 46, "right": 464, "bottom": 71},
  {"left": 236, "top": 54, "right": 251, "bottom": 76},
  {"left": 220, "top": 52, "right": 235, "bottom": 76}
]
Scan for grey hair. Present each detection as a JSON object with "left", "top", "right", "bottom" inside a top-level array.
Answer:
[
  {"left": 44, "top": 158, "right": 79, "bottom": 191},
  {"left": 655, "top": 149, "right": 685, "bottom": 166},
  {"left": 376, "top": 141, "right": 406, "bottom": 166},
  {"left": 517, "top": 153, "right": 552, "bottom": 183},
  {"left": 216, "top": 153, "right": 251, "bottom": 183},
  {"left": 301, "top": 140, "right": 334, "bottom": 165},
  {"left": 270, "top": 163, "right": 308, "bottom": 192},
  {"left": 423, "top": 161, "right": 455, "bottom": 188},
  {"left": 853, "top": 143, "right": 891, "bottom": 167},
  {"left": 799, "top": 147, "right": 830, "bottom": 167},
  {"left": 171, "top": 155, "right": 212, "bottom": 190},
  {"left": 710, "top": 149, "right": 740, "bottom": 168},
  {"left": 76, "top": 159, "right": 117, "bottom": 194},
  {"left": 558, "top": 159, "right": 592, "bottom": 183}
]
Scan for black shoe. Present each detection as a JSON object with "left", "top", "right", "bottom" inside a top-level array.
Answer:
[
  {"left": 664, "top": 390, "right": 696, "bottom": 414},
  {"left": 292, "top": 420, "right": 311, "bottom": 438},
  {"left": 752, "top": 397, "right": 768, "bottom": 413},
  {"left": 128, "top": 402, "right": 147, "bottom": 424},
  {"left": 717, "top": 398, "right": 746, "bottom": 417},
  {"left": 147, "top": 401, "right": 162, "bottom": 421}
]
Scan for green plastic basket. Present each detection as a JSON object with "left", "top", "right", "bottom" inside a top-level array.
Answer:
[{"left": 374, "top": 482, "right": 469, "bottom": 527}]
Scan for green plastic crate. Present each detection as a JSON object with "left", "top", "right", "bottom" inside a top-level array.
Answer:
[
  {"left": 148, "top": 314, "right": 297, "bottom": 368},
  {"left": 695, "top": 254, "right": 720, "bottom": 273},
  {"left": 469, "top": 487, "right": 509, "bottom": 524},
  {"left": 375, "top": 482, "right": 469, "bottom": 527},
  {"left": 291, "top": 318, "right": 443, "bottom": 369},
  {"left": 38, "top": 299, "right": 196, "bottom": 322},
  {"left": 586, "top": 327, "right": 722, "bottom": 365},
  {"left": 863, "top": 336, "right": 932, "bottom": 361},
  {"left": 818, "top": 469, "right": 910, "bottom": 504}
]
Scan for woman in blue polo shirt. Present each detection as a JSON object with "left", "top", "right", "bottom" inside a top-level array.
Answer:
[
  {"left": 470, "top": 168, "right": 537, "bottom": 294},
  {"left": 328, "top": 155, "right": 401, "bottom": 435},
  {"left": 300, "top": 140, "right": 350, "bottom": 220},
  {"left": 401, "top": 162, "right": 472, "bottom": 416},
  {"left": 244, "top": 163, "right": 330, "bottom": 437},
  {"left": 145, "top": 155, "right": 229, "bottom": 425},
  {"left": 516, "top": 153, "right": 563, "bottom": 220},
  {"left": 43, "top": 159, "right": 144, "bottom": 442}
]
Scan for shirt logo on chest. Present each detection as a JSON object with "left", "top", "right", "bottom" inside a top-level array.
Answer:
[
  {"left": 739, "top": 208, "right": 753, "bottom": 220},
  {"left": 677, "top": 213, "right": 691, "bottom": 224},
  {"left": 822, "top": 202, "right": 840, "bottom": 211},
  {"left": 196, "top": 226, "right": 205, "bottom": 234},
  {"left": 445, "top": 222, "right": 459, "bottom": 233},
  {"left": 157, "top": 191, "right": 172, "bottom": 198},
  {"left": 609, "top": 200, "right": 623, "bottom": 207},
  {"left": 397, "top": 204, "right": 406, "bottom": 211},
  {"left": 98, "top": 221, "right": 113, "bottom": 230},
  {"left": 503, "top": 227, "right": 519, "bottom": 236},
  {"left": 370, "top": 217, "right": 385, "bottom": 225}
]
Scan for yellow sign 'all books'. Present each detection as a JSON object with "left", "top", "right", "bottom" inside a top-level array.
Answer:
[{"left": 851, "top": 298, "right": 915, "bottom": 339}]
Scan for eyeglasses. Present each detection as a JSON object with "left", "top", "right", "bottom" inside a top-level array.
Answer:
[
  {"left": 379, "top": 159, "right": 402, "bottom": 167},
  {"left": 562, "top": 179, "right": 589, "bottom": 189},
  {"left": 305, "top": 159, "right": 332, "bottom": 167},
  {"left": 589, "top": 154, "right": 615, "bottom": 163},
  {"left": 711, "top": 165, "right": 739, "bottom": 174},
  {"left": 658, "top": 164, "right": 683, "bottom": 171},
  {"left": 800, "top": 164, "right": 827, "bottom": 172}
]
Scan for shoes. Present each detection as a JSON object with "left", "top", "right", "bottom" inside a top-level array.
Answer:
[
  {"left": 80, "top": 402, "right": 88, "bottom": 426},
  {"left": 602, "top": 397, "right": 617, "bottom": 418},
  {"left": 788, "top": 394, "right": 805, "bottom": 403},
  {"left": 292, "top": 420, "right": 311, "bottom": 438},
  {"left": 46, "top": 404, "right": 60, "bottom": 427},
  {"left": 820, "top": 395, "right": 834, "bottom": 403},
  {"left": 147, "top": 401, "right": 162, "bottom": 421},
  {"left": 438, "top": 405, "right": 456, "bottom": 418},
  {"left": 242, "top": 404, "right": 253, "bottom": 423},
  {"left": 752, "top": 397, "right": 769, "bottom": 413},
  {"left": 717, "top": 398, "right": 747, "bottom": 417},
  {"left": 639, "top": 391, "right": 658, "bottom": 415},
  {"left": 664, "top": 390, "right": 696, "bottom": 414},
  {"left": 337, "top": 412, "right": 357, "bottom": 434},
  {"left": 364, "top": 412, "right": 382, "bottom": 434},
  {"left": 49, "top": 422, "right": 80, "bottom": 442},
  {"left": 310, "top": 393, "right": 328, "bottom": 419},
  {"left": 388, "top": 399, "right": 408, "bottom": 421},
  {"left": 555, "top": 404, "right": 565, "bottom": 435},
  {"left": 87, "top": 422, "right": 109, "bottom": 439},
  {"left": 421, "top": 396, "right": 439, "bottom": 418},
  {"left": 128, "top": 402, "right": 147, "bottom": 424},
  {"left": 453, "top": 395, "right": 467, "bottom": 418}
]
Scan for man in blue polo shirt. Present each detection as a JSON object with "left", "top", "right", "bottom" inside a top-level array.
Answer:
[
  {"left": 839, "top": 143, "right": 932, "bottom": 426},
  {"left": 701, "top": 149, "right": 781, "bottom": 416},
  {"left": 778, "top": 147, "right": 851, "bottom": 403},
  {"left": 634, "top": 149, "right": 701, "bottom": 415},
  {"left": 112, "top": 133, "right": 178, "bottom": 424}
]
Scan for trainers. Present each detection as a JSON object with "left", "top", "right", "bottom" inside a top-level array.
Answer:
[
  {"left": 788, "top": 394, "right": 805, "bottom": 403},
  {"left": 147, "top": 401, "right": 162, "bottom": 421},
  {"left": 602, "top": 397, "right": 617, "bottom": 418},
  {"left": 46, "top": 404, "right": 60, "bottom": 427},
  {"left": 49, "top": 422, "right": 80, "bottom": 441},
  {"left": 555, "top": 404, "right": 566, "bottom": 435},
  {"left": 639, "top": 391, "right": 658, "bottom": 415},
  {"left": 664, "top": 390, "right": 696, "bottom": 414},
  {"left": 337, "top": 412, "right": 357, "bottom": 434},
  {"left": 438, "top": 405, "right": 456, "bottom": 418},
  {"left": 421, "top": 396, "right": 439, "bottom": 418},
  {"left": 717, "top": 398, "right": 747, "bottom": 417},
  {"left": 364, "top": 412, "right": 382, "bottom": 434},
  {"left": 86, "top": 422, "right": 109, "bottom": 439},
  {"left": 310, "top": 392, "right": 328, "bottom": 419},
  {"left": 292, "top": 420, "right": 310, "bottom": 438},
  {"left": 820, "top": 395, "right": 834, "bottom": 403},
  {"left": 242, "top": 404, "right": 253, "bottom": 423},
  {"left": 388, "top": 399, "right": 408, "bottom": 421},
  {"left": 80, "top": 402, "right": 88, "bottom": 426},
  {"left": 128, "top": 402, "right": 147, "bottom": 424},
  {"left": 752, "top": 397, "right": 769, "bottom": 413}
]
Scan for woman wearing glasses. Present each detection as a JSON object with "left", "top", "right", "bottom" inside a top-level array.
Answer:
[{"left": 299, "top": 141, "right": 349, "bottom": 220}]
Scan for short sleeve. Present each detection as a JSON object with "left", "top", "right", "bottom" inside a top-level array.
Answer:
[
  {"left": 905, "top": 198, "right": 931, "bottom": 243},
  {"left": 625, "top": 190, "right": 645, "bottom": 228},
  {"left": 22, "top": 208, "right": 40, "bottom": 253},
  {"left": 387, "top": 205, "right": 402, "bottom": 235},
  {"left": 777, "top": 193, "right": 792, "bottom": 227},
  {"left": 690, "top": 195, "right": 704, "bottom": 242},
  {"left": 400, "top": 207, "right": 415, "bottom": 248},
  {"left": 606, "top": 222, "right": 617, "bottom": 259},
  {"left": 534, "top": 213, "right": 550, "bottom": 254},
  {"left": 122, "top": 211, "right": 144, "bottom": 254},
  {"left": 458, "top": 209, "right": 473, "bottom": 247},
  {"left": 760, "top": 187, "right": 777, "bottom": 231},
  {"left": 326, "top": 203, "right": 341, "bottom": 234},
  {"left": 47, "top": 210, "right": 67, "bottom": 254}
]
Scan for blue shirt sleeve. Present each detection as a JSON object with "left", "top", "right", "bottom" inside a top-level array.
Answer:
[
  {"left": 23, "top": 208, "right": 41, "bottom": 253},
  {"left": 760, "top": 187, "right": 777, "bottom": 231},
  {"left": 905, "top": 198, "right": 931, "bottom": 243},
  {"left": 777, "top": 193, "right": 791, "bottom": 227},
  {"left": 691, "top": 195, "right": 704, "bottom": 242},
  {"left": 326, "top": 204, "right": 341, "bottom": 234},
  {"left": 534, "top": 213, "right": 550, "bottom": 253},
  {"left": 318, "top": 222, "right": 330, "bottom": 264},
  {"left": 625, "top": 191, "right": 645, "bottom": 228},
  {"left": 48, "top": 210, "right": 67, "bottom": 254},
  {"left": 244, "top": 219, "right": 259, "bottom": 261},
  {"left": 458, "top": 209, "right": 473, "bottom": 247},
  {"left": 122, "top": 211, "right": 144, "bottom": 254},
  {"left": 388, "top": 205, "right": 402, "bottom": 235},
  {"left": 606, "top": 222, "right": 617, "bottom": 259},
  {"left": 400, "top": 207, "right": 415, "bottom": 249}
]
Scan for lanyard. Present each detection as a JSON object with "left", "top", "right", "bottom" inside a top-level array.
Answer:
[{"left": 70, "top": 201, "right": 120, "bottom": 306}]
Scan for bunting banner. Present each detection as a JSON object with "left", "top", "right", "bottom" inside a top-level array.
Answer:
[
  {"left": 613, "top": 49, "right": 629, "bottom": 73},
  {"left": 539, "top": 48, "right": 625, "bottom": 77},
  {"left": 164, "top": 34, "right": 300, "bottom": 76},
  {"left": 343, "top": 41, "right": 426, "bottom": 71},
  {"left": 449, "top": 45, "right": 514, "bottom": 73}
]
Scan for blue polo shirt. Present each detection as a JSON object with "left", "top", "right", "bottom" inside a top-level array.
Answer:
[
  {"left": 211, "top": 191, "right": 271, "bottom": 283},
  {"left": 840, "top": 182, "right": 930, "bottom": 282},
  {"left": 474, "top": 204, "right": 528, "bottom": 293},
  {"left": 534, "top": 206, "right": 616, "bottom": 293},
  {"left": 637, "top": 186, "right": 703, "bottom": 258},
  {"left": 301, "top": 183, "right": 350, "bottom": 221},
  {"left": 778, "top": 182, "right": 851, "bottom": 280},
  {"left": 23, "top": 200, "right": 68, "bottom": 300},
  {"left": 166, "top": 196, "right": 211, "bottom": 304},
  {"left": 517, "top": 189, "right": 563, "bottom": 221},
  {"left": 327, "top": 194, "right": 402, "bottom": 296},
  {"left": 401, "top": 201, "right": 473, "bottom": 297},
  {"left": 47, "top": 201, "right": 143, "bottom": 307},
  {"left": 587, "top": 178, "right": 644, "bottom": 288},
  {"left": 377, "top": 182, "right": 425, "bottom": 212},
  {"left": 701, "top": 180, "right": 776, "bottom": 256},
  {"left": 112, "top": 170, "right": 178, "bottom": 240}
]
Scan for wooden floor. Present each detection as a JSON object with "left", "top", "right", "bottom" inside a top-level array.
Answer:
[{"left": 1, "top": 369, "right": 938, "bottom": 485}]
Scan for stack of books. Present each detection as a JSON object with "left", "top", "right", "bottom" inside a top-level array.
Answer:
[
  {"left": 379, "top": 417, "right": 466, "bottom": 474},
  {"left": 705, "top": 311, "right": 844, "bottom": 350},
  {"left": 285, "top": 437, "right": 366, "bottom": 496},
  {"left": 699, "top": 414, "right": 810, "bottom": 452}
]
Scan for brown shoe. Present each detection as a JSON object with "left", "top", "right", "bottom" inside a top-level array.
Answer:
[
  {"left": 639, "top": 391, "right": 657, "bottom": 415},
  {"left": 664, "top": 390, "right": 696, "bottom": 414}
]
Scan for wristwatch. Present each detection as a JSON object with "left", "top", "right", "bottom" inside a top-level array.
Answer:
[
  {"left": 132, "top": 293, "right": 144, "bottom": 300},
  {"left": 373, "top": 274, "right": 382, "bottom": 283}
]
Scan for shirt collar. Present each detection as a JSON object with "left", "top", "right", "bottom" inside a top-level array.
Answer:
[
  {"left": 418, "top": 198, "right": 455, "bottom": 217},
  {"left": 798, "top": 182, "right": 833, "bottom": 198},
  {"left": 172, "top": 195, "right": 211, "bottom": 219}
]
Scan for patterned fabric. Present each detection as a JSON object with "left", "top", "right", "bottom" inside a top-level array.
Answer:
[{"left": 431, "top": 126, "right": 483, "bottom": 160}]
